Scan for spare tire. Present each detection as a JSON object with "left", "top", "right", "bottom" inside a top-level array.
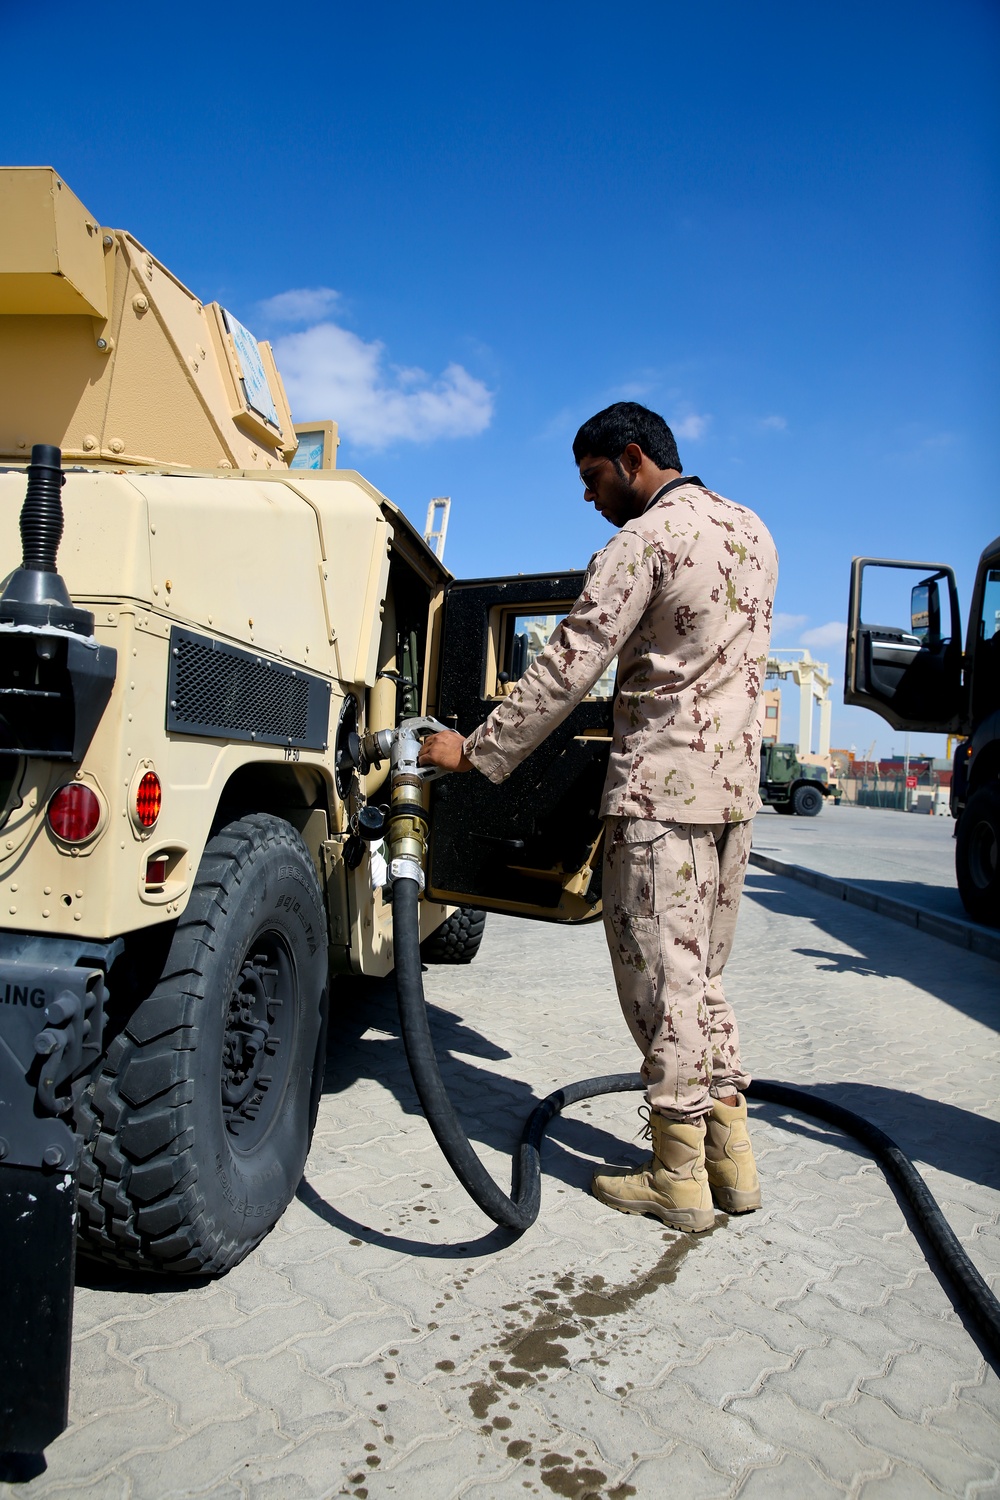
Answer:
[{"left": 421, "top": 905, "right": 487, "bottom": 964}]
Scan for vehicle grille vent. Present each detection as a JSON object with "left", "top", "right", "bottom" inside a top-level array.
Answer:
[{"left": 166, "top": 628, "right": 329, "bottom": 749}]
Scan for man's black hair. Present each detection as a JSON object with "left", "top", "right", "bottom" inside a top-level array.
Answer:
[{"left": 572, "top": 402, "right": 682, "bottom": 473}]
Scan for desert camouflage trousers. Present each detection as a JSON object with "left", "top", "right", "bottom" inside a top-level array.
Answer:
[{"left": 602, "top": 816, "right": 754, "bottom": 1120}]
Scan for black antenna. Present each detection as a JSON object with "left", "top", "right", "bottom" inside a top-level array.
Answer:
[{"left": 0, "top": 445, "right": 93, "bottom": 636}]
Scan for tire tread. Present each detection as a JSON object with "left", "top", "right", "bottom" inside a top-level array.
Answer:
[
  {"left": 420, "top": 906, "right": 487, "bottom": 964},
  {"left": 77, "top": 814, "right": 326, "bottom": 1276}
]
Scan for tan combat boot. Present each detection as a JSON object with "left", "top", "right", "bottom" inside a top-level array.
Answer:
[
  {"left": 704, "top": 1094, "right": 762, "bottom": 1213},
  {"left": 591, "top": 1111, "right": 714, "bottom": 1233}
]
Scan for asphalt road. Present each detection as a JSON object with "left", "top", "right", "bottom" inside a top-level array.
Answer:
[{"left": 753, "top": 803, "right": 970, "bottom": 925}]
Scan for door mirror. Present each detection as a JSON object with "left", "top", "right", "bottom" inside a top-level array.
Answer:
[{"left": 910, "top": 577, "right": 941, "bottom": 644}]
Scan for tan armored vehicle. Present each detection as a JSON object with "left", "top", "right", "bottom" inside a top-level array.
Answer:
[{"left": 0, "top": 170, "right": 613, "bottom": 1449}]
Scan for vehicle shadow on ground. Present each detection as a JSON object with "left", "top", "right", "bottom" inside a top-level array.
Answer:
[
  {"left": 749, "top": 1081, "right": 1000, "bottom": 1193},
  {"left": 741, "top": 873, "right": 999, "bottom": 1033},
  {"left": 829, "top": 877, "right": 973, "bottom": 928},
  {"left": 298, "top": 969, "right": 641, "bottom": 1256},
  {"left": 75, "top": 1259, "right": 214, "bottom": 1293}
]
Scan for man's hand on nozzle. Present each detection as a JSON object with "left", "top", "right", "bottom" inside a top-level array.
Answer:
[{"left": 418, "top": 729, "right": 473, "bottom": 774}]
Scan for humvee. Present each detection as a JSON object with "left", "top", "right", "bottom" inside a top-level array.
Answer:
[{"left": 0, "top": 169, "right": 613, "bottom": 1451}]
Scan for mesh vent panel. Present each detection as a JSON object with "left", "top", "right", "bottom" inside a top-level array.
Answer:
[{"left": 167, "top": 629, "right": 328, "bottom": 749}]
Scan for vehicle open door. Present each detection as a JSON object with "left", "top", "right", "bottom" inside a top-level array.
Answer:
[
  {"left": 424, "top": 572, "right": 613, "bottom": 921},
  {"left": 845, "top": 557, "right": 966, "bottom": 734}
]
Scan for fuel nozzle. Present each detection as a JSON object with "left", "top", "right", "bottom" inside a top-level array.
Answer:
[
  {"left": 0, "top": 446, "right": 95, "bottom": 636},
  {"left": 338, "top": 718, "right": 451, "bottom": 884},
  {"left": 381, "top": 717, "right": 452, "bottom": 890}
]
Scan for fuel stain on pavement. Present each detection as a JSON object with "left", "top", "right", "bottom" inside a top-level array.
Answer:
[
  {"left": 463, "top": 1226, "right": 720, "bottom": 1492},
  {"left": 537, "top": 1451, "right": 637, "bottom": 1499}
]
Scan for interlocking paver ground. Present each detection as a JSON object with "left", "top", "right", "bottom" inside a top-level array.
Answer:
[{"left": 2, "top": 846, "right": 998, "bottom": 1499}]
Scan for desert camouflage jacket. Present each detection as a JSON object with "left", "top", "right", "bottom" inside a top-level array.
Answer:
[{"left": 463, "top": 477, "right": 778, "bottom": 823}]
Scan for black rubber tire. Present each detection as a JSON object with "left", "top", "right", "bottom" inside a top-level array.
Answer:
[
  {"left": 76, "top": 815, "right": 328, "bottom": 1276},
  {"left": 772, "top": 800, "right": 795, "bottom": 815},
  {"left": 420, "top": 905, "right": 487, "bottom": 964},
  {"left": 955, "top": 783, "right": 1000, "bottom": 928},
  {"left": 792, "top": 783, "right": 824, "bottom": 817}
]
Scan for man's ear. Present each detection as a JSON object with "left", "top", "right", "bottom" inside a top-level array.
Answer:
[{"left": 621, "top": 442, "right": 645, "bottom": 476}]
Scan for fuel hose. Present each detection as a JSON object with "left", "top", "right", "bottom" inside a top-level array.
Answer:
[{"left": 391, "top": 872, "right": 1000, "bottom": 1360}]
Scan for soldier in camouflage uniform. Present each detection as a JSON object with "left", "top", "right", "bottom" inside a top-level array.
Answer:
[{"left": 419, "top": 403, "right": 778, "bottom": 1233}]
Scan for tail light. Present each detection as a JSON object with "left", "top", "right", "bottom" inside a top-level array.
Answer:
[
  {"left": 48, "top": 783, "right": 102, "bottom": 842},
  {"left": 136, "top": 772, "right": 162, "bottom": 828}
]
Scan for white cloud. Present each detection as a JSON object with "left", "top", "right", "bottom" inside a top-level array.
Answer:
[
  {"left": 257, "top": 286, "right": 341, "bottom": 324},
  {"left": 274, "top": 320, "right": 494, "bottom": 449},
  {"left": 917, "top": 432, "right": 956, "bottom": 452},
  {"left": 888, "top": 426, "right": 961, "bottom": 464},
  {"left": 771, "top": 611, "right": 808, "bottom": 641},
  {"left": 535, "top": 406, "right": 577, "bottom": 443},
  {"left": 801, "top": 620, "right": 846, "bottom": 650},
  {"left": 614, "top": 379, "right": 658, "bottom": 400},
  {"left": 760, "top": 414, "right": 787, "bottom": 431},
  {"left": 672, "top": 411, "right": 711, "bottom": 441}
]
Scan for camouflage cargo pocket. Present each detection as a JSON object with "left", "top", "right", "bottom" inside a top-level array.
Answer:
[{"left": 607, "top": 817, "right": 672, "bottom": 919}]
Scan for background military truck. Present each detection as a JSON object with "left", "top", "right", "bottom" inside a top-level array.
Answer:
[
  {"left": 758, "top": 740, "right": 836, "bottom": 816},
  {"left": 845, "top": 540, "right": 1000, "bottom": 926},
  {"left": 0, "top": 169, "right": 616, "bottom": 1449}
]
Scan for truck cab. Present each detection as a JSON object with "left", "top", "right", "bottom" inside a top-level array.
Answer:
[{"left": 758, "top": 741, "right": 836, "bottom": 817}]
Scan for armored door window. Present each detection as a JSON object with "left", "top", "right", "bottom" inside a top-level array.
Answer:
[{"left": 495, "top": 609, "right": 617, "bottom": 700}]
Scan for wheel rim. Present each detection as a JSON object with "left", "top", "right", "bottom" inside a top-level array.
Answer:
[
  {"left": 221, "top": 931, "right": 296, "bottom": 1149},
  {"left": 968, "top": 816, "right": 998, "bottom": 892}
]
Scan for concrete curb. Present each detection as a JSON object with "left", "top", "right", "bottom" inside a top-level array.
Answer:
[{"left": 747, "top": 850, "right": 1000, "bottom": 964}]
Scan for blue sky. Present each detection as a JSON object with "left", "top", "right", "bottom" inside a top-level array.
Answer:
[{"left": 3, "top": 0, "right": 997, "bottom": 755}]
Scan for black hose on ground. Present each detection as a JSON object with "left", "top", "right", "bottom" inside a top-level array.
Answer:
[
  {"left": 392, "top": 876, "right": 1000, "bottom": 1358},
  {"left": 749, "top": 1079, "right": 1000, "bottom": 1360}
]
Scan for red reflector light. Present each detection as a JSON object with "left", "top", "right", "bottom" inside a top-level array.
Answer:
[
  {"left": 48, "top": 784, "right": 101, "bottom": 843},
  {"left": 136, "top": 772, "right": 161, "bottom": 828},
  {"left": 145, "top": 858, "right": 168, "bottom": 887}
]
